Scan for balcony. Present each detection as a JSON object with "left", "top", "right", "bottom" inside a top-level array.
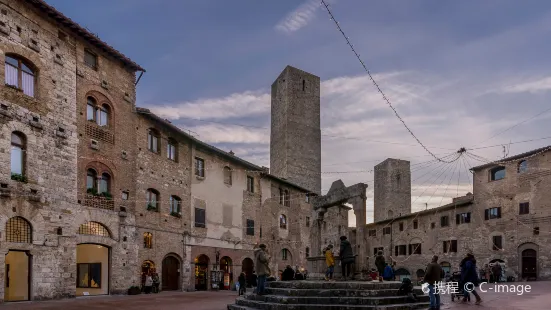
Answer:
[{"left": 83, "top": 195, "right": 115, "bottom": 211}]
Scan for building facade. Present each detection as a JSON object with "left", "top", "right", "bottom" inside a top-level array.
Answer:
[{"left": 357, "top": 147, "right": 551, "bottom": 282}]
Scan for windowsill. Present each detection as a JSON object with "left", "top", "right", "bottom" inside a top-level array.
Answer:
[
  {"left": 194, "top": 225, "right": 207, "bottom": 229},
  {"left": 196, "top": 175, "right": 205, "bottom": 180},
  {"left": 148, "top": 149, "right": 160, "bottom": 155},
  {"left": 4, "top": 84, "right": 37, "bottom": 100},
  {"left": 489, "top": 178, "right": 505, "bottom": 183}
]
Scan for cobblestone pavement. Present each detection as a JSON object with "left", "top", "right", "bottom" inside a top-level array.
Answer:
[
  {"left": 434, "top": 281, "right": 549, "bottom": 310},
  {"left": 1, "top": 282, "right": 549, "bottom": 310}
]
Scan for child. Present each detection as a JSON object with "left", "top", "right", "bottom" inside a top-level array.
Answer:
[
  {"left": 397, "top": 278, "right": 417, "bottom": 302},
  {"left": 324, "top": 245, "right": 335, "bottom": 281}
]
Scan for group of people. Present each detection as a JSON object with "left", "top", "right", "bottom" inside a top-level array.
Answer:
[
  {"left": 424, "top": 252, "right": 483, "bottom": 310},
  {"left": 281, "top": 265, "right": 307, "bottom": 281},
  {"left": 141, "top": 269, "right": 160, "bottom": 294}
]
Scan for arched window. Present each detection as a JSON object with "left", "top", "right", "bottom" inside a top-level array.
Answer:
[
  {"left": 282, "top": 248, "right": 289, "bottom": 260},
  {"left": 5, "top": 55, "right": 35, "bottom": 97},
  {"left": 86, "top": 168, "right": 97, "bottom": 192},
  {"left": 86, "top": 169, "right": 111, "bottom": 196},
  {"left": 86, "top": 97, "right": 110, "bottom": 127},
  {"left": 144, "top": 232, "right": 153, "bottom": 248},
  {"left": 490, "top": 166, "right": 506, "bottom": 181},
  {"left": 280, "top": 214, "right": 287, "bottom": 229},
  {"left": 518, "top": 161, "right": 528, "bottom": 174},
  {"left": 223, "top": 166, "right": 232, "bottom": 185},
  {"left": 10, "top": 131, "right": 25, "bottom": 176},
  {"left": 6, "top": 216, "right": 32, "bottom": 243},
  {"left": 148, "top": 129, "right": 160, "bottom": 153},
  {"left": 284, "top": 190, "right": 290, "bottom": 207},
  {"left": 167, "top": 138, "right": 177, "bottom": 161},
  {"left": 170, "top": 195, "right": 181, "bottom": 214},
  {"left": 99, "top": 173, "right": 110, "bottom": 194},
  {"left": 146, "top": 188, "right": 159, "bottom": 211},
  {"left": 78, "top": 221, "right": 111, "bottom": 237}
]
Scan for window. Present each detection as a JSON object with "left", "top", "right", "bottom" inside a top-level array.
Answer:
[
  {"left": 6, "top": 216, "right": 32, "bottom": 243},
  {"left": 260, "top": 226, "right": 262, "bottom": 238},
  {"left": 490, "top": 166, "right": 506, "bottom": 181},
  {"left": 195, "top": 208, "right": 205, "bottom": 228},
  {"left": 247, "top": 176, "right": 254, "bottom": 193},
  {"left": 146, "top": 189, "right": 159, "bottom": 210},
  {"left": 534, "top": 227, "right": 539, "bottom": 235},
  {"left": 306, "top": 217, "right": 310, "bottom": 227},
  {"left": 409, "top": 243, "right": 422, "bottom": 255},
  {"left": 84, "top": 49, "right": 97, "bottom": 69},
  {"left": 413, "top": 220, "right": 418, "bottom": 229},
  {"left": 302, "top": 79, "right": 305, "bottom": 91},
  {"left": 86, "top": 169, "right": 97, "bottom": 191},
  {"left": 485, "top": 207, "right": 501, "bottom": 220},
  {"left": 456, "top": 212, "right": 471, "bottom": 224},
  {"left": 5, "top": 55, "right": 35, "bottom": 97},
  {"left": 99, "top": 173, "right": 110, "bottom": 194},
  {"left": 246, "top": 219, "right": 254, "bottom": 236},
  {"left": 86, "top": 98, "right": 109, "bottom": 127},
  {"left": 10, "top": 132, "right": 25, "bottom": 176},
  {"left": 394, "top": 245, "right": 407, "bottom": 256},
  {"left": 518, "top": 161, "right": 528, "bottom": 173},
  {"left": 399, "top": 223, "right": 404, "bottom": 231},
  {"left": 167, "top": 139, "right": 177, "bottom": 161},
  {"left": 282, "top": 248, "right": 289, "bottom": 260},
  {"left": 519, "top": 202, "right": 530, "bottom": 215},
  {"left": 143, "top": 232, "right": 153, "bottom": 248},
  {"left": 373, "top": 247, "right": 384, "bottom": 256},
  {"left": 440, "top": 216, "right": 449, "bottom": 227},
  {"left": 78, "top": 222, "right": 110, "bottom": 237},
  {"left": 284, "top": 189, "right": 290, "bottom": 206},
  {"left": 86, "top": 170, "right": 111, "bottom": 195},
  {"left": 147, "top": 129, "right": 159, "bottom": 153},
  {"left": 383, "top": 227, "right": 391, "bottom": 235},
  {"left": 443, "top": 240, "right": 457, "bottom": 253},
  {"left": 492, "top": 235, "right": 503, "bottom": 251},
  {"left": 431, "top": 222, "right": 435, "bottom": 229},
  {"left": 122, "top": 191, "right": 129, "bottom": 200},
  {"left": 77, "top": 263, "right": 101, "bottom": 288},
  {"left": 223, "top": 166, "right": 232, "bottom": 185},
  {"left": 279, "top": 214, "right": 287, "bottom": 229},
  {"left": 368, "top": 229, "right": 376, "bottom": 237},
  {"left": 195, "top": 157, "right": 205, "bottom": 177},
  {"left": 305, "top": 247, "right": 309, "bottom": 258},
  {"left": 305, "top": 193, "right": 310, "bottom": 203},
  {"left": 169, "top": 196, "right": 181, "bottom": 214}
]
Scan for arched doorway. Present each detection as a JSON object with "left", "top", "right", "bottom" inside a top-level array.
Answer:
[
  {"left": 5, "top": 251, "right": 31, "bottom": 302},
  {"left": 142, "top": 260, "right": 155, "bottom": 274},
  {"left": 242, "top": 258, "right": 254, "bottom": 287},
  {"left": 195, "top": 255, "right": 209, "bottom": 291},
  {"left": 162, "top": 255, "right": 180, "bottom": 291},
  {"left": 522, "top": 249, "right": 537, "bottom": 280},
  {"left": 219, "top": 256, "right": 233, "bottom": 290},
  {"left": 395, "top": 268, "right": 410, "bottom": 281}
]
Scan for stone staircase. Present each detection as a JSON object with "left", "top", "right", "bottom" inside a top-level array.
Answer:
[{"left": 227, "top": 281, "right": 430, "bottom": 310}]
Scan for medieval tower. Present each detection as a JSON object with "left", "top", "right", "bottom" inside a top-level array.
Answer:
[
  {"left": 374, "top": 158, "right": 412, "bottom": 222},
  {"left": 270, "top": 66, "right": 322, "bottom": 195}
]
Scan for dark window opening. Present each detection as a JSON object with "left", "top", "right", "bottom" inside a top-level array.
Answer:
[{"left": 519, "top": 202, "right": 530, "bottom": 215}]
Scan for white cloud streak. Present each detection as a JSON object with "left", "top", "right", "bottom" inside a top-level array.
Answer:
[{"left": 274, "top": 0, "right": 326, "bottom": 33}]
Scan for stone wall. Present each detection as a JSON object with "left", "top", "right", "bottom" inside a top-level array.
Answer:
[
  {"left": 373, "top": 159, "right": 411, "bottom": 222},
  {"left": 270, "top": 66, "right": 321, "bottom": 195}
]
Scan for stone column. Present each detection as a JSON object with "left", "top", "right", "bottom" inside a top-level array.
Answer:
[
  {"left": 310, "top": 208, "right": 326, "bottom": 257},
  {"left": 351, "top": 196, "right": 367, "bottom": 273}
]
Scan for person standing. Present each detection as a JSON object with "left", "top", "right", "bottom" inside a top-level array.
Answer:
[
  {"left": 324, "top": 245, "right": 335, "bottom": 281},
  {"left": 339, "top": 236, "right": 354, "bottom": 280},
  {"left": 144, "top": 273, "right": 153, "bottom": 294},
  {"left": 375, "top": 251, "right": 386, "bottom": 281},
  {"left": 254, "top": 244, "right": 270, "bottom": 295},
  {"left": 282, "top": 265, "right": 295, "bottom": 281},
  {"left": 492, "top": 263, "right": 502, "bottom": 283},
  {"left": 152, "top": 270, "right": 160, "bottom": 293},
  {"left": 424, "top": 255, "right": 444, "bottom": 310},
  {"left": 238, "top": 272, "right": 247, "bottom": 295},
  {"left": 383, "top": 263, "right": 394, "bottom": 281},
  {"left": 460, "top": 252, "right": 482, "bottom": 305}
]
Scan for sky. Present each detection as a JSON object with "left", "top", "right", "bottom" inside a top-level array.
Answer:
[{"left": 48, "top": 0, "right": 551, "bottom": 225}]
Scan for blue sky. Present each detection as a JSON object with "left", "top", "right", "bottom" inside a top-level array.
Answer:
[{"left": 49, "top": 0, "right": 551, "bottom": 224}]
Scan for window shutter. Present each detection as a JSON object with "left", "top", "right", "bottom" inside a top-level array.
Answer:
[
  {"left": 443, "top": 241, "right": 448, "bottom": 253},
  {"left": 408, "top": 244, "right": 412, "bottom": 255},
  {"left": 484, "top": 209, "right": 489, "bottom": 220},
  {"left": 466, "top": 213, "right": 471, "bottom": 223},
  {"left": 452, "top": 240, "right": 457, "bottom": 252},
  {"left": 456, "top": 214, "right": 460, "bottom": 224},
  {"left": 418, "top": 244, "right": 422, "bottom": 254},
  {"left": 395, "top": 246, "right": 398, "bottom": 256},
  {"left": 497, "top": 207, "right": 501, "bottom": 218}
]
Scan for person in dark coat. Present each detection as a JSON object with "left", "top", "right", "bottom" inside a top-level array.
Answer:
[
  {"left": 383, "top": 263, "right": 394, "bottom": 281},
  {"left": 238, "top": 272, "right": 247, "bottom": 295},
  {"left": 424, "top": 255, "right": 444, "bottom": 310},
  {"left": 339, "top": 236, "right": 354, "bottom": 280},
  {"left": 375, "top": 251, "right": 386, "bottom": 281},
  {"left": 282, "top": 265, "right": 295, "bottom": 281},
  {"left": 460, "top": 252, "right": 482, "bottom": 305}
]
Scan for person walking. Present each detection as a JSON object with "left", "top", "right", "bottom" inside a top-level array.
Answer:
[
  {"left": 238, "top": 272, "right": 247, "bottom": 295},
  {"left": 492, "top": 263, "right": 502, "bottom": 283},
  {"left": 254, "top": 244, "right": 270, "bottom": 295},
  {"left": 375, "top": 251, "right": 386, "bottom": 282},
  {"left": 339, "top": 236, "right": 354, "bottom": 280},
  {"left": 424, "top": 255, "right": 444, "bottom": 310},
  {"left": 460, "top": 252, "right": 482, "bottom": 305},
  {"left": 383, "top": 263, "right": 394, "bottom": 281},
  {"left": 324, "top": 245, "right": 335, "bottom": 281}
]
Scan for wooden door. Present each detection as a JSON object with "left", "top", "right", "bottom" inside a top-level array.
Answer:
[
  {"left": 162, "top": 256, "right": 180, "bottom": 291},
  {"left": 522, "top": 249, "right": 537, "bottom": 280}
]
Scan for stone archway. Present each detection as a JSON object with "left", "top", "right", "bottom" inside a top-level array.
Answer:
[
  {"left": 395, "top": 268, "right": 411, "bottom": 281},
  {"left": 219, "top": 256, "right": 233, "bottom": 290},
  {"left": 4, "top": 250, "right": 31, "bottom": 302},
  {"left": 518, "top": 242, "right": 538, "bottom": 281},
  {"left": 195, "top": 255, "right": 209, "bottom": 291},
  {"left": 162, "top": 254, "right": 180, "bottom": 291},
  {"left": 242, "top": 258, "right": 254, "bottom": 287}
]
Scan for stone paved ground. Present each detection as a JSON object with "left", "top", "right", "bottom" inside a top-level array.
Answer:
[{"left": 1, "top": 282, "right": 549, "bottom": 310}]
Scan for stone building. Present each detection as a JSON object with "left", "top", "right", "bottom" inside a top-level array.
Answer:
[
  {"left": 0, "top": 0, "right": 144, "bottom": 302},
  {"left": 355, "top": 146, "right": 551, "bottom": 282}
]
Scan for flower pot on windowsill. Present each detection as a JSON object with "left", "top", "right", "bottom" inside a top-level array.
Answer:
[
  {"left": 147, "top": 204, "right": 157, "bottom": 212},
  {"left": 170, "top": 212, "right": 182, "bottom": 218}
]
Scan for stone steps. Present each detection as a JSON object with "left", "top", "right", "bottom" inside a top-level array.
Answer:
[
  {"left": 266, "top": 287, "right": 425, "bottom": 297},
  {"left": 243, "top": 294, "right": 430, "bottom": 305},
  {"left": 228, "top": 298, "right": 430, "bottom": 310},
  {"left": 267, "top": 281, "right": 403, "bottom": 290}
]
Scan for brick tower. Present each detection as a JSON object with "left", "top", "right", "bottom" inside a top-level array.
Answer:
[
  {"left": 270, "top": 66, "right": 321, "bottom": 195},
  {"left": 374, "top": 158, "right": 412, "bottom": 222}
]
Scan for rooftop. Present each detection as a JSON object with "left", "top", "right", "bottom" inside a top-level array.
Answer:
[
  {"left": 26, "top": 0, "right": 145, "bottom": 72},
  {"left": 470, "top": 145, "right": 551, "bottom": 171},
  {"left": 136, "top": 108, "right": 312, "bottom": 193}
]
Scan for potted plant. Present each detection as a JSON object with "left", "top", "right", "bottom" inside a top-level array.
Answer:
[
  {"left": 86, "top": 187, "right": 98, "bottom": 196},
  {"left": 128, "top": 285, "right": 141, "bottom": 295},
  {"left": 170, "top": 211, "right": 182, "bottom": 218},
  {"left": 101, "top": 191, "right": 113, "bottom": 200},
  {"left": 147, "top": 204, "right": 157, "bottom": 211},
  {"left": 11, "top": 173, "right": 27, "bottom": 183}
]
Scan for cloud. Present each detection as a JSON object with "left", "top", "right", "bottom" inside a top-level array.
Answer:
[
  {"left": 500, "top": 76, "right": 551, "bottom": 94},
  {"left": 275, "top": 0, "right": 327, "bottom": 33}
]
